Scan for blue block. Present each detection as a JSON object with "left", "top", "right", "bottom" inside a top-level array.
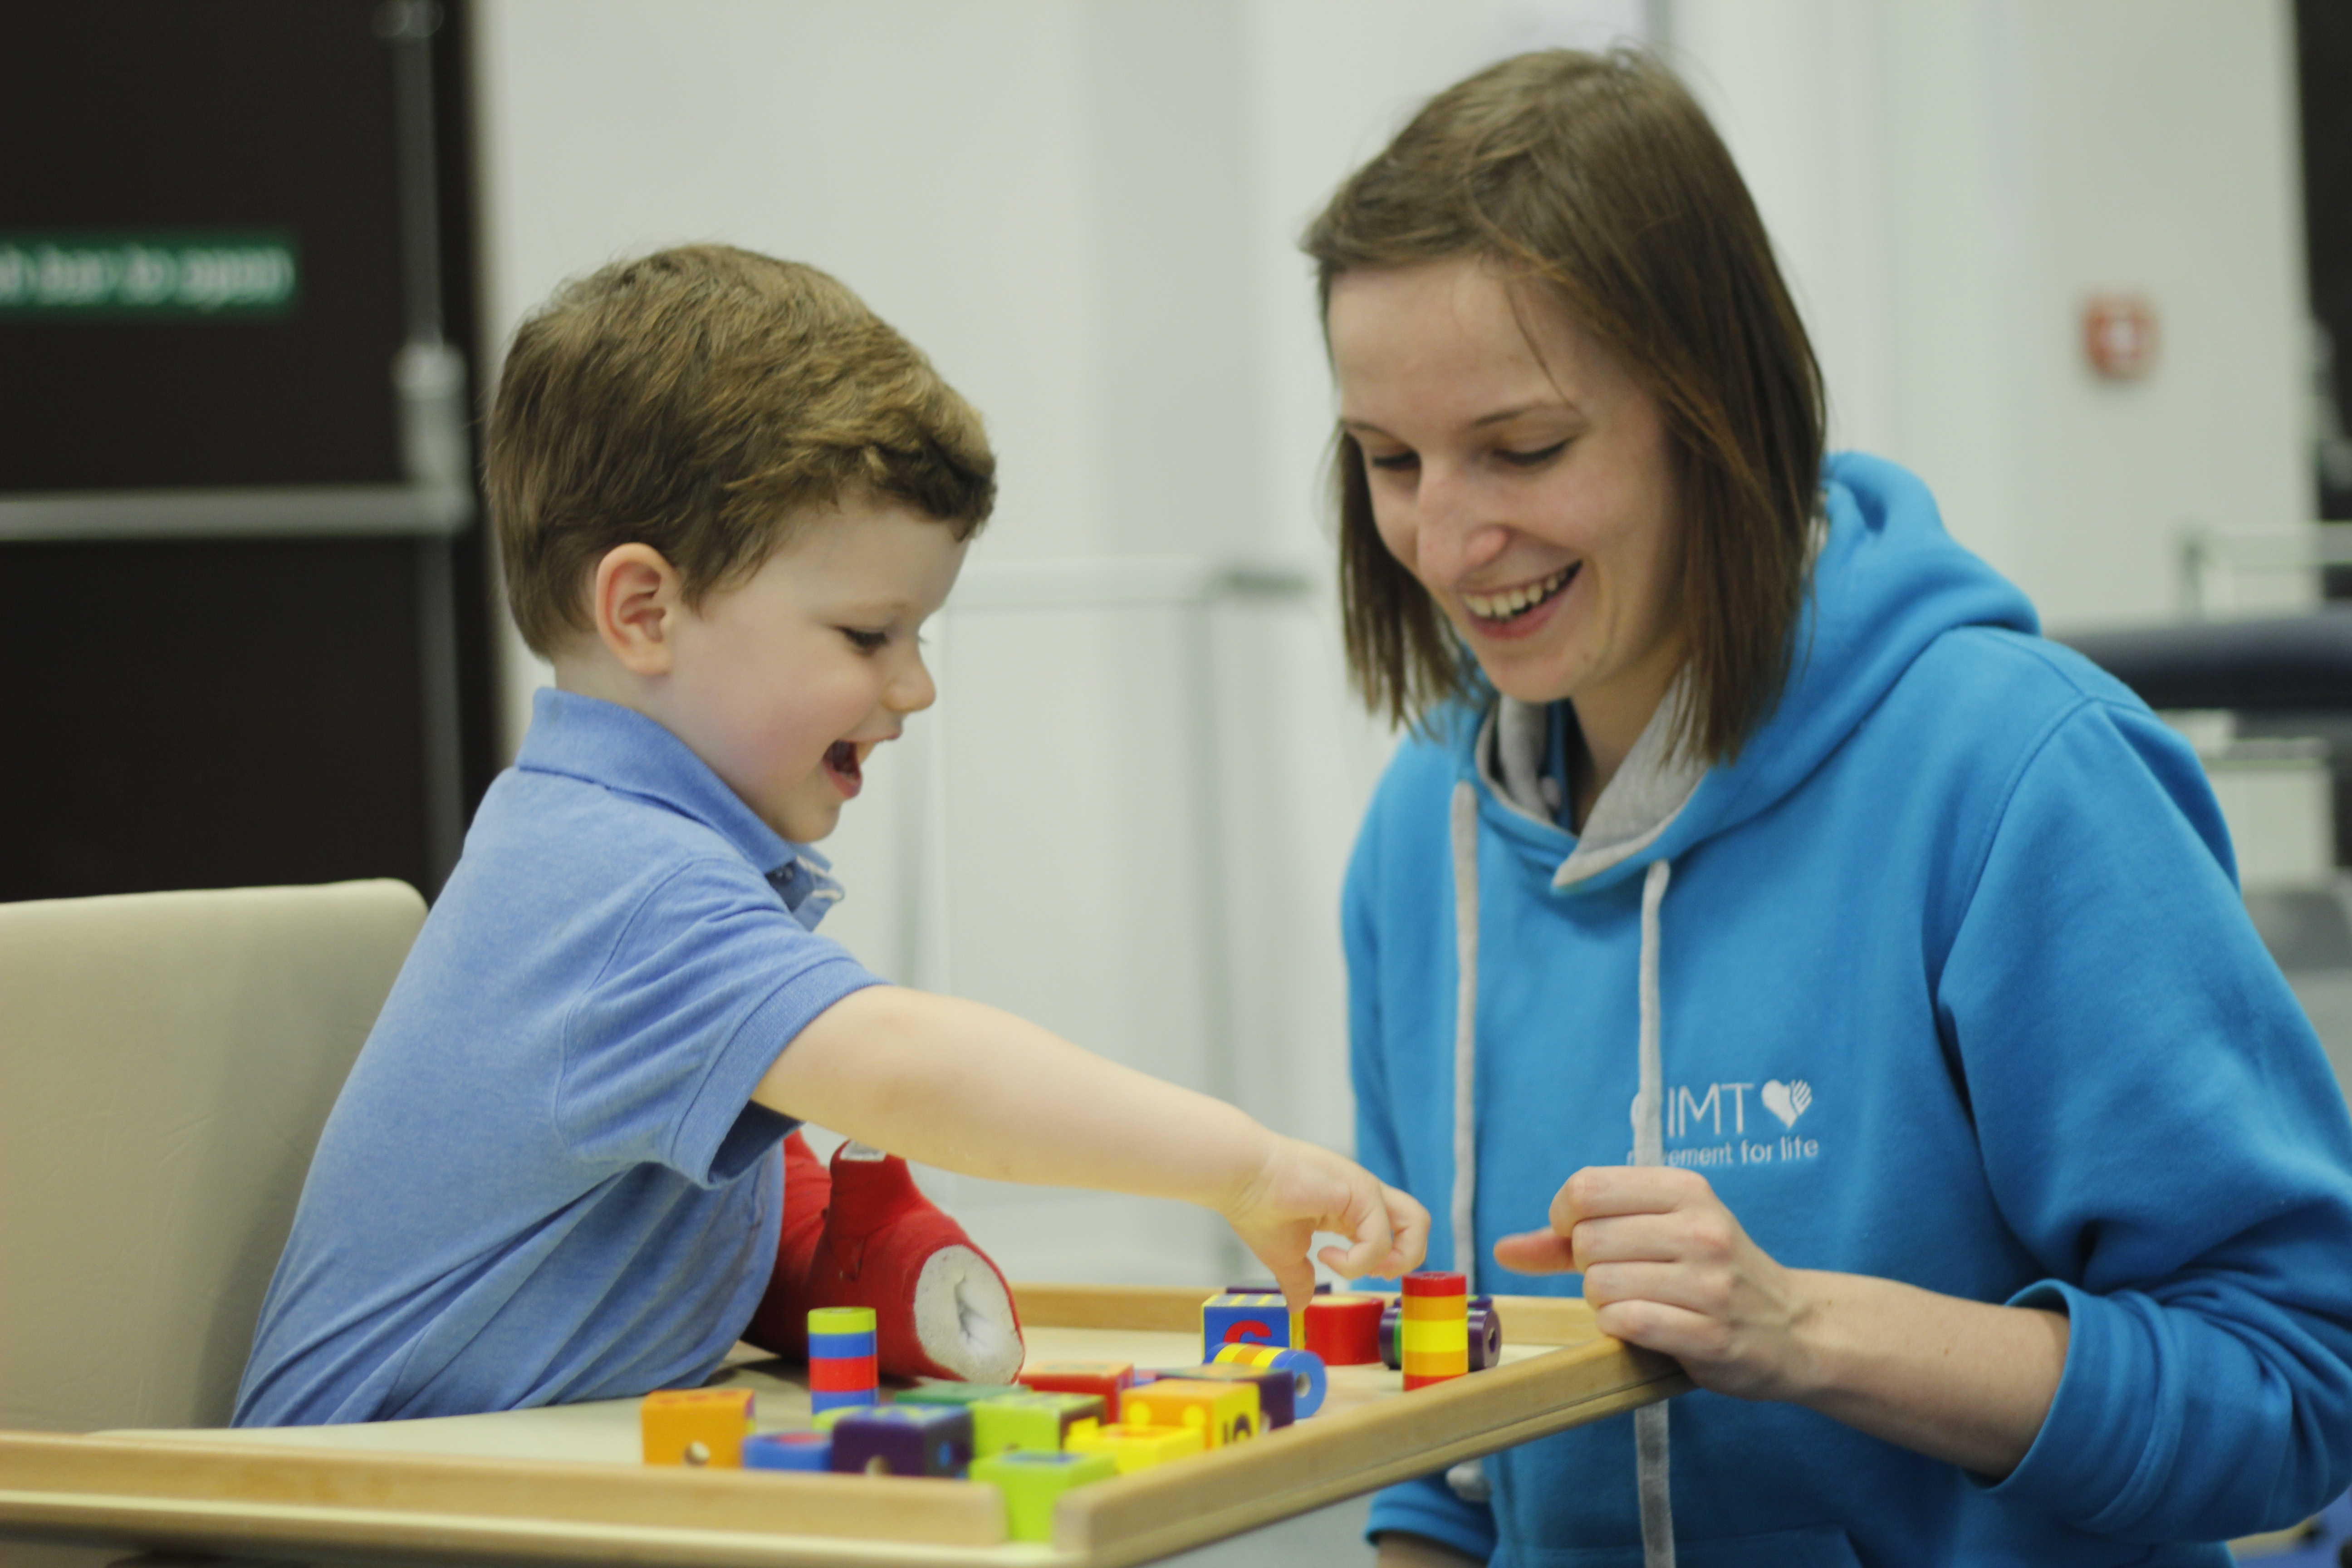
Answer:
[
  {"left": 1201, "top": 1292, "right": 1289, "bottom": 1362},
  {"left": 744, "top": 1431, "right": 832, "bottom": 1471}
]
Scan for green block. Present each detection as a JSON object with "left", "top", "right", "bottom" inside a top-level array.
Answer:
[
  {"left": 970, "top": 1392, "right": 1104, "bottom": 1455},
  {"left": 892, "top": 1382, "right": 1027, "bottom": 1409},
  {"left": 972, "top": 1449, "right": 1119, "bottom": 1541}
]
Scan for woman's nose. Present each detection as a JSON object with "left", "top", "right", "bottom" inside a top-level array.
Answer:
[{"left": 1412, "top": 470, "right": 1511, "bottom": 584}]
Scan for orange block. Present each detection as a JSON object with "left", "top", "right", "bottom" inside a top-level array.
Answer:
[
  {"left": 1118, "top": 1378, "right": 1259, "bottom": 1449},
  {"left": 640, "top": 1387, "right": 755, "bottom": 1467}
]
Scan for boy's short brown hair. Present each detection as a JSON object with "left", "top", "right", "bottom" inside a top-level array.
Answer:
[{"left": 487, "top": 245, "right": 996, "bottom": 656}]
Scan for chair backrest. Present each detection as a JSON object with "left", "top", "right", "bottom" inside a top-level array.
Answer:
[{"left": 0, "top": 880, "right": 426, "bottom": 1432}]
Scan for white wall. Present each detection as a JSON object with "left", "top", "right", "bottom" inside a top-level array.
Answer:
[
  {"left": 467, "top": 0, "right": 2322, "bottom": 1284},
  {"left": 1673, "top": 0, "right": 2327, "bottom": 884}
]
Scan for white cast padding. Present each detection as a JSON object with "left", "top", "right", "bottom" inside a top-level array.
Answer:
[
  {"left": 912, "top": 1245, "right": 1024, "bottom": 1384},
  {"left": 0, "top": 880, "right": 426, "bottom": 1434}
]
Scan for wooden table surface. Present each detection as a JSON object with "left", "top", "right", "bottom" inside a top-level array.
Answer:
[{"left": 0, "top": 1284, "right": 1688, "bottom": 1568}]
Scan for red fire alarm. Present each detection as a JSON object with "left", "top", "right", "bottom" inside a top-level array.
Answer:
[{"left": 2083, "top": 294, "right": 2157, "bottom": 380}]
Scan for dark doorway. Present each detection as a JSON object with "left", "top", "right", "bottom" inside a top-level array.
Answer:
[
  {"left": 2297, "top": 0, "right": 2352, "bottom": 863},
  {"left": 0, "top": 0, "right": 498, "bottom": 903}
]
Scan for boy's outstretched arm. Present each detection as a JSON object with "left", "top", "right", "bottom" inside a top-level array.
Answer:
[{"left": 754, "top": 985, "right": 1428, "bottom": 1304}]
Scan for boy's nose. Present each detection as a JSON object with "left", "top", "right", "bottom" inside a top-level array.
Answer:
[{"left": 889, "top": 653, "right": 938, "bottom": 714}]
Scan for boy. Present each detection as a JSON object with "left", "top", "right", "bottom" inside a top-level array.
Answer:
[{"left": 233, "top": 246, "right": 1425, "bottom": 1427}]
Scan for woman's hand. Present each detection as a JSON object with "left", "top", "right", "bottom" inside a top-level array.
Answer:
[
  {"left": 1491, "top": 1165, "right": 1814, "bottom": 1400},
  {"left": 1222, "top": 1135, "right": 1431, "bottom": 1307},
  {"left": 1491, "top": 1165, "right": 2070, "bottom": 1477}
]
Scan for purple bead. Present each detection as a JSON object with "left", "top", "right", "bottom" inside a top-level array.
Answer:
[
  {"left": 827, "top": 1404, "right": 974, "bottom": 1478},
  {"left": 1468, "top": 1299, "right": 1503, "bottom": 1370}
]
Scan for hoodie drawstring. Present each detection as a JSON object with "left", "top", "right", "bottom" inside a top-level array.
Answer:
[
  {"left": 1449, "top": 781, "right": 1482, "bottom": 1297},
  {"left": 1446, "top": 782, "right": 1676, "bottom": 1563},
  {"left": 1634, "top": 858, "right": 1676, "bottom": 1568}
]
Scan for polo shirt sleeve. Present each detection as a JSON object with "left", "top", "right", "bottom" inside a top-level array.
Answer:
[{"left": 558, "top": 854, "right": 883, "bottom": 1186}]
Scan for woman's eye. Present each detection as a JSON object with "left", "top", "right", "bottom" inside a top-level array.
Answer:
[
  {"left": 1496, "top": 439, "right": 1569, "bottom": 469},
  {"left": 1365, "top": 449, "right": 1419, "bottom": 473},
  {"left": 840, "top": 627, "right": 889, "bottom": 652}
]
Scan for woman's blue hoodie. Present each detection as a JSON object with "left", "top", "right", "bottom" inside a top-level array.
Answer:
[{"left": 1346, "top": 453, "right": 2352, "bottom": 1567}]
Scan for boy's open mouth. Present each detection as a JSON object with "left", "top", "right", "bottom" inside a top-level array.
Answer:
[
  {"left": 1462, "top": 563, "right": 1578, "bottom": 626},
  {"left": 824, "top": 740, "right": 863, "bottom": 796}
]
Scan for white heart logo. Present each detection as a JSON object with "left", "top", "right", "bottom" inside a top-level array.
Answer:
[{"left": 1761, "top": 1079, "right": 1812, "bottom": 1128}]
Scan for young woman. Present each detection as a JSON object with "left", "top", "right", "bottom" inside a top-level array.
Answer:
[{"left": 1308, "top": 49, "right": 2352, "bottom": 1568}]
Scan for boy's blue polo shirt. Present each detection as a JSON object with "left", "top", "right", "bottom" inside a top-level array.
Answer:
[{"left": 234, "top": 689, "right": 882, "bottom": 1426}]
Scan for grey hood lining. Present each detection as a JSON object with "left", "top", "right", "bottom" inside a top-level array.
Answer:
[{"left": 1472, "top": 671, "right": 1707, "bottom": 887}]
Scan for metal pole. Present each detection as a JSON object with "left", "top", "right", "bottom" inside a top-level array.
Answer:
[{"left": 378, "top": 0, "right": 469, "bottom": 892}]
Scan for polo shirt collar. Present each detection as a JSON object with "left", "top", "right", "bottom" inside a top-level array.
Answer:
[{"left": 516, "top": 688, "right": 838, "bottom": 913}]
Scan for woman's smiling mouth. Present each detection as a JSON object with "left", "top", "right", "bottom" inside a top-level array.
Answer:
[{"left": 1461, "top": 564, "right": 1579, "bottom": 625}]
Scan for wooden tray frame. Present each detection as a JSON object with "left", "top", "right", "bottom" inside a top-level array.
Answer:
[{"left": 0, "top": 1284, "right": 1688, "bottom": 1568}]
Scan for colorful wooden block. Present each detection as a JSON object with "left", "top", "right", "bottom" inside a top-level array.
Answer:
[
  {"left": 742, "top": 1431, "right": 831, "bottom": 1472},
  {"left": 1017, "top": 1360, "right": 1135, "bottom": 1422},
  {"left": 1180, "top": 1362, "right": 1297, "bottom": 1427},
  {"left": 1066, "top": 1419, "right": 1208, "bottom": 1473},
  {"left": 971, "top": 1450, "right": 1118, "bottom": 1542},
  {"left": 1210, "top": 1343, "right": 1328, "bottom": 1419},
  {"left": 1118, "top": 1377, "right": 1260, "bottom": 1448},
  {"left": 639, "top": 1387, "right": 754, "bottom": 1467},
  {"left": 970, "top": 1391, "right": 1104, "bottom": 1456},
  {"left": 892, "top": 1382, "right": 1027, "bottom": 1409},
  {"left": 1200, "top": 1291, "right": 1289, "bottom": 1361},
  {"left": 1397, "top": 1273, "right": 1470, "bottom": 1391},
  {"left": 808, "top": 1304, "right": 881, "bottom": 1414},
  {"left": 1382, "top": 1294, "right": 1500, "bottom": 1372},
  {"left": 1304, "top": 1293, "right": 1385, "bottom": 1365},
  {"left": 827, "top": 1404, "right": 975, "bottom": 1477}
]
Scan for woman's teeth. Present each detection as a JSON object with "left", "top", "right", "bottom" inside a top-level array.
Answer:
[{"left": 1462, "top": 565, "right": 1577, "bottom": 622}]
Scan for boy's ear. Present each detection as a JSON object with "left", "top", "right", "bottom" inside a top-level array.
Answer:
[{"left": 591, "top": 544, "right": 685, "bottom": 676}]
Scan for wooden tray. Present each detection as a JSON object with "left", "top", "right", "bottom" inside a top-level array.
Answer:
[{"left": 0, "top": 1283, "right": 1687, "bottom": 1567}]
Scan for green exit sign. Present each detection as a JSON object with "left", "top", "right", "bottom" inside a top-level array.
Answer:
[{"left": 0, "top": 231, "right": 299, "bottom": 318}]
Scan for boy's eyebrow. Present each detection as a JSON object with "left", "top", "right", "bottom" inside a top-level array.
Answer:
[{"left": 825, "top": 595, "right": 924, "bottom": 617}]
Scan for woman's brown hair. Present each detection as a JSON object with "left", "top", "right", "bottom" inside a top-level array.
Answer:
[{"left": 1302, "top": 49, "right": 1823, "bottom": 762}]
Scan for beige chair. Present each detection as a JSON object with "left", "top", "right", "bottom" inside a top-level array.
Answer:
[{"left": 0, "top": 881, "right": 425, "bottom": 1568}]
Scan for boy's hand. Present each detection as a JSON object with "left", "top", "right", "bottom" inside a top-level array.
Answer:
[{"left": 1220, "top": 1136, "right": 1429, "bottom": 1308}]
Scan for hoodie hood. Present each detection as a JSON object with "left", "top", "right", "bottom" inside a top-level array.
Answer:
[{"left": 1468, "top": 451, "right": 2038, "bottom": 893}]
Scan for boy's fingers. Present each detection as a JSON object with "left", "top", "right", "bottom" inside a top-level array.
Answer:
[{"left": 1383, "top": 1185, "right": 1432, "bottom": 1272}]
